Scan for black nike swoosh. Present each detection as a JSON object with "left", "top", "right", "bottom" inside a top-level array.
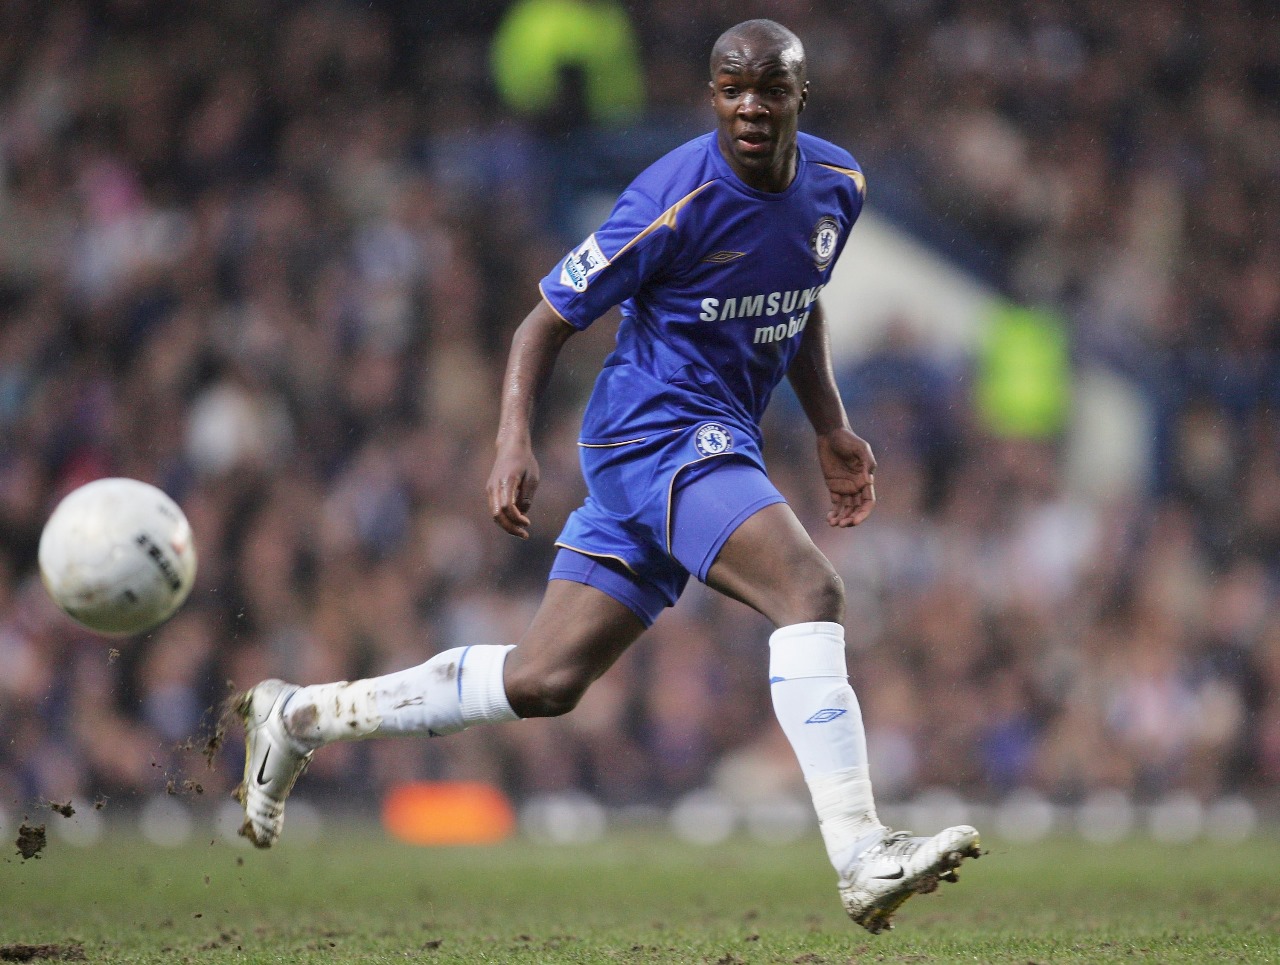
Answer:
[
  {"left": 872, "top": 866, "right": 905, "bottom": 880},
  {"left": 256, "top": 748, "right": 271, "bottom": 785}
]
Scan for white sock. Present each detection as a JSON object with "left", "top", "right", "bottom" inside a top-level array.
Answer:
[
  {"left": 281, "top": 645, "right": 518, "bottom": 749},
  {"left": 769, "top": 622, "right": 884, "bottom": 873}
]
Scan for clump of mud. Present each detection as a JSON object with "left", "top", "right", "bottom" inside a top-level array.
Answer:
[
  {"left": 0, "top": 942, "right": 87, "bottom": 961},
  {"left": 46, "top": 800, "right": 74, "bottom": 818},
  {"left": 172, "top": 687, "right": 239, "bottom": 771},
  {"left": 156, "top": 687, "right": 240, "bottom": 801},
  {"left": 15, "top": 823, "right": 46, "bottom": 861},
  {"left": 202, "top": 691, "right": 242, "bottom": 768}
]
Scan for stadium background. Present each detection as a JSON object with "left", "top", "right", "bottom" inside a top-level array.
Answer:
[{"left": 0, "top": 0, "right": 1277, "bottom": 845}]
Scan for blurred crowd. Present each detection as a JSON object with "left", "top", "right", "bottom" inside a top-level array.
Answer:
[{"left": 1, "top": 0, "right": 1278, "bottom": 822}]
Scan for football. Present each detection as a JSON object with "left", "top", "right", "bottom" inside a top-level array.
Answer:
[{"left": 38, "top": 478, "right": 198, "bottom": 636}]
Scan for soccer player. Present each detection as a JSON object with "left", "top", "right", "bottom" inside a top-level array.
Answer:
[{"left": 236, "top": 19, "right": 979, "bottom": 932}]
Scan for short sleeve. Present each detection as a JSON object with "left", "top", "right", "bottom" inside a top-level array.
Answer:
[
  {"left": 539, "top": 187, "right": 681, "bottom": 329},
  {"left": 814, "top": 158, "right": 866, "bottom": 277}
]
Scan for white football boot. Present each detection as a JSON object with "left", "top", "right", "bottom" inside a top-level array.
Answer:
[
  {"left": 233, "top": 679, "right": 313, "bottom": 849},
  {"left": 839, "top": 825, "right": 981, "bottom": 933}
]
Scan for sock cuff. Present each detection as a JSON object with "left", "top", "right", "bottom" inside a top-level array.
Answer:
[
  {"left": 770, "top": 620, "right": 845, "bottom": 643},
  {"left": 769, "top": 622, "right": 847, "bottom": 679},
  {"left": 459, "top": 644, "right": 518, "bottom": 725}
]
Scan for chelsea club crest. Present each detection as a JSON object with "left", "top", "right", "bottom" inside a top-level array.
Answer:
[
  {"left": 810, "top": 217, "right": 839, "bottom": 270},
  {"left": 694, "top": 423, "right": 733, "bottom": 457}
]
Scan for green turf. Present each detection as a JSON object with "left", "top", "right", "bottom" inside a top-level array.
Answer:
[{"left": 2, "top": 825, "right": 1278, "bottom": 963}]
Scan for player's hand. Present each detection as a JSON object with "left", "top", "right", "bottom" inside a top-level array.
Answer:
[
  {"left": 816, "top": 427, "right": 876, "bottom": 527},
  {"left": 487, "top": 439, "right": 540, "bottom": 539}
]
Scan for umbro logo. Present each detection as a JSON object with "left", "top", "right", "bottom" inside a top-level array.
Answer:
[{"left": 703, "top": 250, "right": 747, "bottom": 264}]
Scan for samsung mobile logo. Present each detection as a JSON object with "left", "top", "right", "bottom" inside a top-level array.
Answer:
[
  {"left": 753, "top": 311, "right": 811, "bottom": 344},
  {"left": 699, "top": 285, "right": 824, "bottom": 322}
]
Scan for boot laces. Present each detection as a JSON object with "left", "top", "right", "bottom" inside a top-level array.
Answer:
[{"left": 876, "top": 831, "right": 921, "bottom": 858}]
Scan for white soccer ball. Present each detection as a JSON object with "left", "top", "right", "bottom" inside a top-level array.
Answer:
[{"left": 38, "top": 478, "right": 198, "bottom": 636}]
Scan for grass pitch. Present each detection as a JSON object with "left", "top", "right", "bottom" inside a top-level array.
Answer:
[{"left": 2, "top": 825, "right": 1278, "bottom": 963}]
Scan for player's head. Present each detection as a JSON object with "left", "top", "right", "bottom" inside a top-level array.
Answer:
[{"left": 708, "top": 20, "right": 809, "bottom": 192}]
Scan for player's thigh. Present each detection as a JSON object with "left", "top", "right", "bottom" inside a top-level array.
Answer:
[
  {"left": 703, "top": 501, "right": 844, "bottom": 627},
  {"left": 503, "top": 577, "right": 647, "bottom": 715}
]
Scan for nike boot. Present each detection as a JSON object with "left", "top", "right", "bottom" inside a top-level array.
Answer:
[
  {"left": 233, "top": 679, "right": 313, "bottom": 848},
  {"left": 839, "top": 825, "right": 981, "bottom": 933}
]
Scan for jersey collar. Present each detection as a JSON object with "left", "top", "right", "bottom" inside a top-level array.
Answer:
[{"left": 709, "top": 132, "right": 808, "bottom": 201}]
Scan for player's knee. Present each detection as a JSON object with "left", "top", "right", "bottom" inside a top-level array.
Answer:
[
  {"left": 504, "top": 665, "right": 590, "bottom": 718},
  {"left": 805, "top": 563, "right": 845, "bottom": 623},
  {"left": 782, "top": 559, "right": 844, "bottom": 625}
]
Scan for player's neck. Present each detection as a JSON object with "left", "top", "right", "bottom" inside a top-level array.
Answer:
[{"left": 720, "top": 142, "right": 798, "bottom": 193}]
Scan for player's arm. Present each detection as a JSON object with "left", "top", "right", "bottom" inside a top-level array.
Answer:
[
  {"left": 487, "top": 299, "right": 577, "bottom": 539},
  {"left": 786, "top": 300, "right": 877, "bottom": 527}
]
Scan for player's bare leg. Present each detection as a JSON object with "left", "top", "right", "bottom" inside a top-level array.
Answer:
[
  {"left": 706, "top": 503, "right": 980, "bottom": 933},
  {"left": 501, "top": 578, "right": 646, "bottom": 718},
  {"left": 705, "top": 503, "right": 843, "bottom": 628},
  {"left": 233, "top": 578, "right": 642, "bottom": 847}
]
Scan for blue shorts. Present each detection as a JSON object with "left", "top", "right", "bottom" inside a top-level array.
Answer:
[{"left": 551, "top": 421, "right": 786, "bottom": 626}]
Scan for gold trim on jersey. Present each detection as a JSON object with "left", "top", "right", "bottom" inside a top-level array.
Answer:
[
  {"left": 538, "top": 286, "right": 572, "bottom": 323},
  {"left": 553, "top": 542, "right": 639, "bottom": 575},
  {"left": 665, "top": 452, "right": 733, "bottom": 555},
  {"left": 612, "top": 180, "right": 717, "bottom": 262},
  {"left": 578, "top": 436, "right": 649, "bottom": 448},
  {"left": 817, "top": 163, "right": 867, "bottom": 198},
  {"left": 579, "top": 426, "right": 684, "bottom": 449}
]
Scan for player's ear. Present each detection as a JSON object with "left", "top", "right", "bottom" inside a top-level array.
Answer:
[{"left": 798, "top": 81, "right": 810, "bottom": 114}]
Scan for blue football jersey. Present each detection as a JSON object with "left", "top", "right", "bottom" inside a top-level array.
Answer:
[{"left": 540, "top": 131, "right": 866, "bottom": 444}]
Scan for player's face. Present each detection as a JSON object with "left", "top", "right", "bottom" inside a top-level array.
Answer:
[{"left": 710, "top": 45, "right": 808, "bottom": 193}]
